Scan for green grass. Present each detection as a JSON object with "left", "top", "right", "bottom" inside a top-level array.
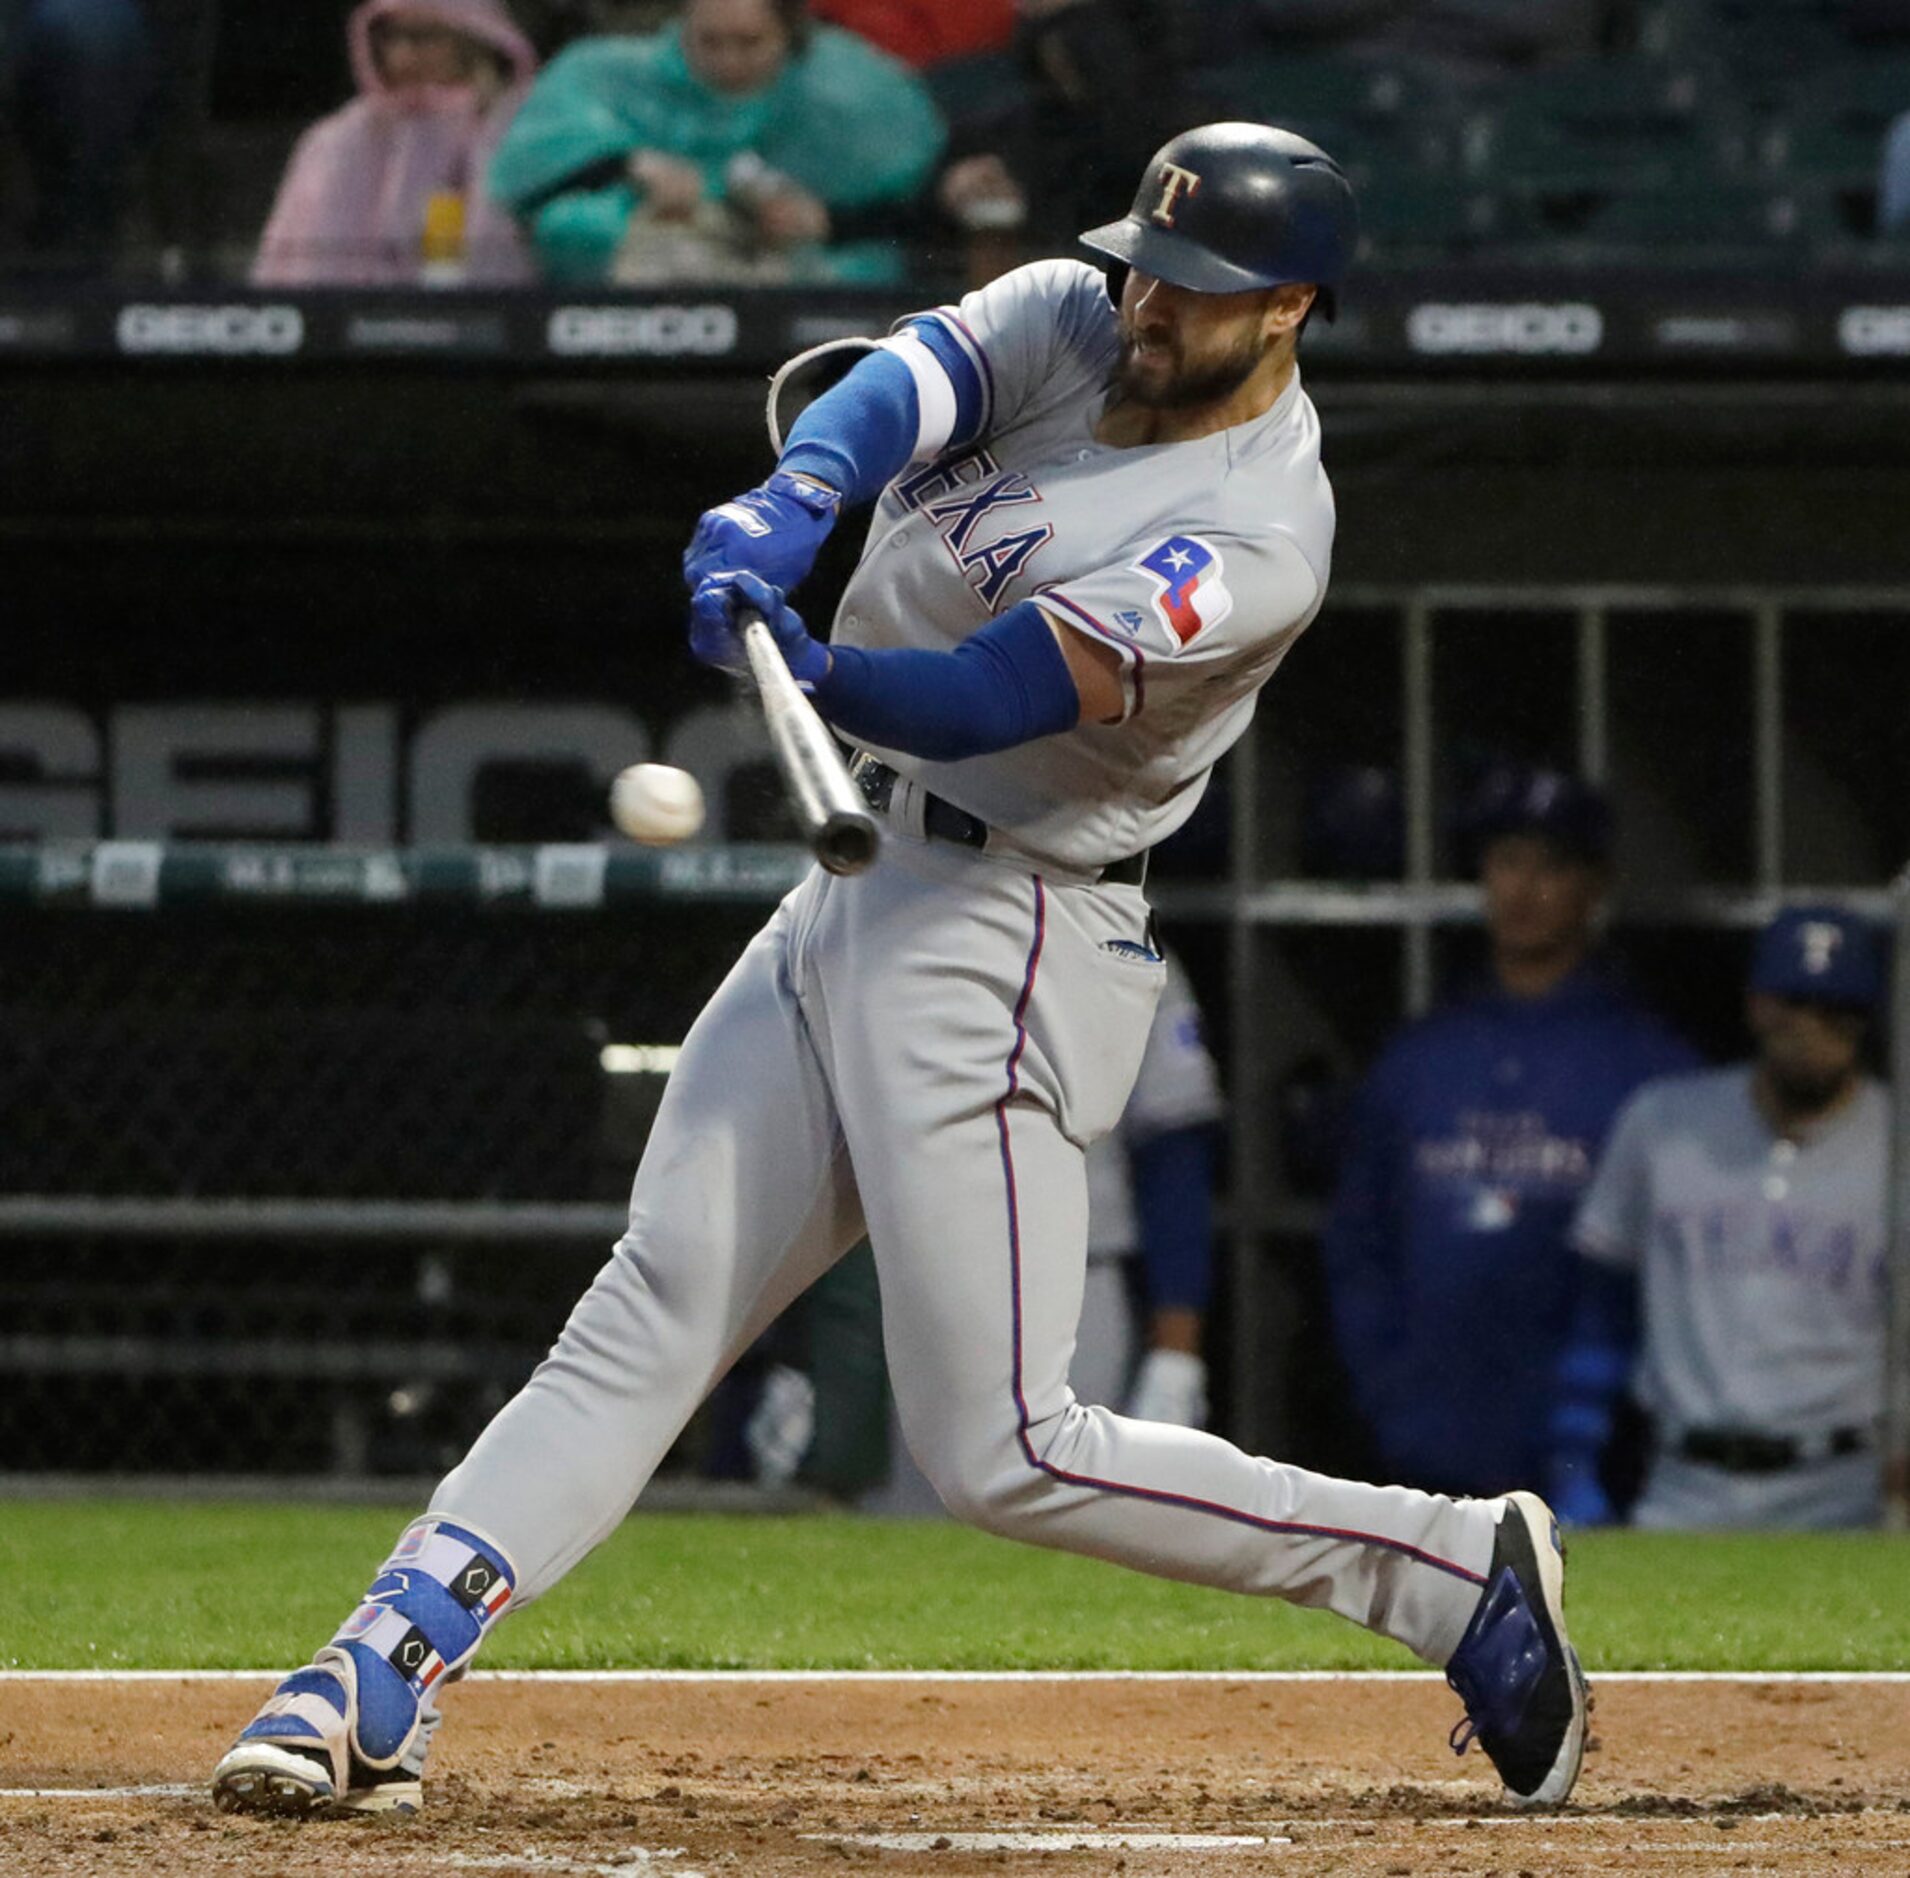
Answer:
[{"left": 5, "top": 1502, "right": 1907, "bottom": 1673}]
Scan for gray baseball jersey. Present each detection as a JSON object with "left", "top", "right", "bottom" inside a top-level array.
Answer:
[
  {"left": 1574, "top": 1066, "right": 1889, "bottom": 1439},
  {"left": 838, "top": 259, "right": 1333, "bottom": 877},
  {"left": 425, "top": 258, "right": 1500, "bottom": 1679}
]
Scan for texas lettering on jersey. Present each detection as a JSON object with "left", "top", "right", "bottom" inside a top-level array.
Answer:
[{"left": 895, "top": 448, "right": 1055, "bottom": 611}]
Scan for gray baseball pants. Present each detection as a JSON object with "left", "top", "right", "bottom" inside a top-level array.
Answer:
[{"left": 432, "top": 835, "right": 1499, "bottom": 1665}]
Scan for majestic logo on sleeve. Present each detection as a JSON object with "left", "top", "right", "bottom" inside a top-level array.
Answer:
[
  {"left": 1134, "top": 535, "right": 1232, "bottom": 648},
  {"left": 1150, "top": 163, "right": 1202, "bottom": 227}
]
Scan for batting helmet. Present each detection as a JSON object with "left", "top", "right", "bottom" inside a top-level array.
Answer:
[{"left": 1079, "top": 122, "right": 1359, "bottom": 319}]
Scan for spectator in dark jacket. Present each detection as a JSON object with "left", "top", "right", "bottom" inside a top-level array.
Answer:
[
  {"left": 1320, "top": 767, "right": 1697, "bottom": 1499},
  {"left": 929, "top": 0, "right": 1194, "bottom": 272}
]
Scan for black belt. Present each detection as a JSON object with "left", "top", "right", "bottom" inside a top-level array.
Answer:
[
  {"left": 849, "top": 755, "right": 1149, "bottom": 887},
  {"left": 1675, "top": 1424, "right": 1870, "bottom": 1474}
]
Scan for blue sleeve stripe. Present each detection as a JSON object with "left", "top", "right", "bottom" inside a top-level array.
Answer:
[
  {"left": 942, "top": 312, "right": 997, "bottom": 427},
  {"left": 908, "top": 312, "right": 989, "bottom": 446}
]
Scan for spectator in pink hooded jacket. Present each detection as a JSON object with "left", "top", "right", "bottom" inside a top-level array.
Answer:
[{"left": 253, "top": 0, "right": 539, "bottom": 286}]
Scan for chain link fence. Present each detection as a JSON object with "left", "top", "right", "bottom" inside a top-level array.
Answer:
[{"left": 0, "top": 855, "right": 781, "bottom": 1478}]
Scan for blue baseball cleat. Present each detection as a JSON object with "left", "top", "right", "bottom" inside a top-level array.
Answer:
[
  {"left": 1444, "top": 1490, "right": 1590, "bottom": 1807},
  {"left": 210, "top": 1650, "right": 426, "bottom": 1818}
]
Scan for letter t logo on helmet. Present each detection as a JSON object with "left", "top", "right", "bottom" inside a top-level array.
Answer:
[
  {"left": 1798, "top": 922, "right": 1844, "bottom": 976},
  {"left": 1150, "top": 163, "right": 1202, "bottom": 227},
  {"left": 1080, "top": 121, "right": 1360, "bottom": 320}
]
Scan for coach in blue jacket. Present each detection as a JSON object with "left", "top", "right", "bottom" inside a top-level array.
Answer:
[{"left": 1321, "top": 767, "right": 1698, "bottom": 1499}]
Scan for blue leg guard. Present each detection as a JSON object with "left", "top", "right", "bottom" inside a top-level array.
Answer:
[
  {"left": 232, "top": 1663, "right": 349, "bottom": 1754},
  {"left": 325, "top": 1515, "right": 517, "bottom": 1770},
  {"left": 212, "top": 1516, "right": 514, "bottom": 1816}
]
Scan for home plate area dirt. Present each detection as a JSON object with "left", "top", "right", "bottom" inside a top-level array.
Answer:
[{"left": 5, "top": 1678, "right": 1909, "bottom": 1875}]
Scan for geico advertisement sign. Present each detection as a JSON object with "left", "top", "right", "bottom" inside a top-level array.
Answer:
[
  {"left": 116, "top": 304, "right": 306, "bottom": 355},
  {"left": 0, "top": 702, "right": 772, "bottom": 843},
  {"left": 1407, "top": 302, "right": 1604, "bottom": 356},
  {"left": 547, "top": 304, "right": 739, "bottom": 357},
  {"left": 1838, "top": 307, "right": 1910, "bottom": 356}
]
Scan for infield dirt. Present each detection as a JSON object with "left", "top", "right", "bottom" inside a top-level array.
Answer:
[{"left": 4, "top": 1677, "right": 1908, "bottom": 1875}]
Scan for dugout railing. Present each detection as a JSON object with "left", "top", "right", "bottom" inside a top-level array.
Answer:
[{"left": 2, "top": 583, "right": 1906, "bottom": 1517}]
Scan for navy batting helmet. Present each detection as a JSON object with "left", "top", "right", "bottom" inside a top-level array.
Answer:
[{"left": 1080, "top": 122, "right": 1359, "bottom": 319}]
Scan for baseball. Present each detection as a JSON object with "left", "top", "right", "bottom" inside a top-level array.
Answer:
[{"left": 610, "top": 764, "right": 705, "bottom": 845}]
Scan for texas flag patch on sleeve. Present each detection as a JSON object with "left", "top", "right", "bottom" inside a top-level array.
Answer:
[{"left": 1134, "top": 535, "right": 1232, "bottom": 650}]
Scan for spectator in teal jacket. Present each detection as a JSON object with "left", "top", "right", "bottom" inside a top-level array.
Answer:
[{"left": 487, "top": 0, "right": 944, "bottom": 284}]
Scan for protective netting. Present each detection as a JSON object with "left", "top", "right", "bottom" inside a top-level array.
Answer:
[{"left": 0, "top": 899, "right": 765, "bottom": 1474}]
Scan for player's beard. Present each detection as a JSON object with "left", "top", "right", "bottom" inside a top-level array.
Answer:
[
  {"left": 1763, "top": 1058, "right": 1858, "bottom": 1117},
  {"left": 1114, "top": 326, "right": 1267, "bottom": 410}
]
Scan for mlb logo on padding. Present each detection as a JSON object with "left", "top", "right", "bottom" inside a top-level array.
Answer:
[{"left": 1134, "top": 535, "right": 1231, "bottom": 649}]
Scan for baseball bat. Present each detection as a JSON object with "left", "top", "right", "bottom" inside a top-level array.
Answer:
[{"left": 737, "top": 606, "right": 880, "bottom": 877}]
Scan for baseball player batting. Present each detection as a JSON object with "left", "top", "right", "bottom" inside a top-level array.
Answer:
[{"left": 212, "top": 122, "right": 1586, "bottom": 1820}]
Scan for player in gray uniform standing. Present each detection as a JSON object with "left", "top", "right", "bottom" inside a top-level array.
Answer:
[
  {"left": 1553, "top": 904, "right": 1889, "bottom": 1529},
  {"left": 212, "top": 123, "right": 1587, "bottom": 1820}
]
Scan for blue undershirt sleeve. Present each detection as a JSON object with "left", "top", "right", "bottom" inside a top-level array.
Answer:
[
  {"left": 777, "top": 349, "right": 924, "bottom": 506},
  {"left": 1551, "top": 1259, "right": 1639, "bottom": 1459},
  {"left": 1130, "top": 1126, "right": 1219, "bottom": 1315},
  {"left": 810, "top": 600, "right": 1080, "bottom": 762}
]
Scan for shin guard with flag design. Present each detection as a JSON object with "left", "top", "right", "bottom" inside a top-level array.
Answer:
[{"left": 327, "top": 1515, "right": 516, "bottom": 1769}]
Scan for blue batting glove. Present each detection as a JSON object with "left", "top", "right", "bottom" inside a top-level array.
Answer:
[
  {"left": 683, "top": 469, "right": 842, "bottom": 594},
  {"left": 688, "top": 571, "right": 831, "bottom": 689}
]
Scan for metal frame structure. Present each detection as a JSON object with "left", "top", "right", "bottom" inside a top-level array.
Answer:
[
  {"left": 2, "top": 583, "right": 1906, "bottom": 1505},
  {"left": 1224, "top": 582, "right": 1909, "bottom": 1504}
]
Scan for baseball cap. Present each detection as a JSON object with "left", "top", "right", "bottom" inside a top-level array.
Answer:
[
  {"left": 1748, "top": 904, "right": 1884, "bottom": 1011},
  {"left": 1462, "top": 765, "right": 1611, "bottom": 866}
]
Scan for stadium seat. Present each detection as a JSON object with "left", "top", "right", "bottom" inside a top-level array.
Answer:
[
  {"left": 1565, "top": 178, "right": 1815, "bottom": 252},
  {"left": 1758, "top": 59, "right": 1910, "bottom": 234},
  {"left": 1633, "top": 0, "right": 1709, "bottom": 61},
  {"left": 1354, "top": 170, "right": 1506, "bottom": 258},
  {"left": 1762, "top": 58, "right": 1910, "bottom": 181},
  {"left": 1473, "top": 58, "right": 1747, "bottom": 195},
  {"left": 1705, "top": 0, "right": 1860, "bottom": 99},
  {"left": 1841, "top": 0, "right": 1910, "bottom": 46},
  {"left": 1197, "top": 52, "right": 1464, "bottom": 171},
  {"left": 1469, "top": 57, "right": 1756, "bottom": 245}
]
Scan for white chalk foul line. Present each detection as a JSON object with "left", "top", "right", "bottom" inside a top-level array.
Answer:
[
  {"left": 0, "top": 1785, "right": 197, "bottom": 1800},
  {"left": 440, "top": 1853, "right": 696, "bottom": 1876},
  {"left": 808, "top": 1832, "right": 1282, "bottom": 1852},
  {"left": 3, "top": 1668, "right": 1909, "bottom": 1683},
  {"left": 809, "top": 1826, "right": 1910, "bottom": 1856}
]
